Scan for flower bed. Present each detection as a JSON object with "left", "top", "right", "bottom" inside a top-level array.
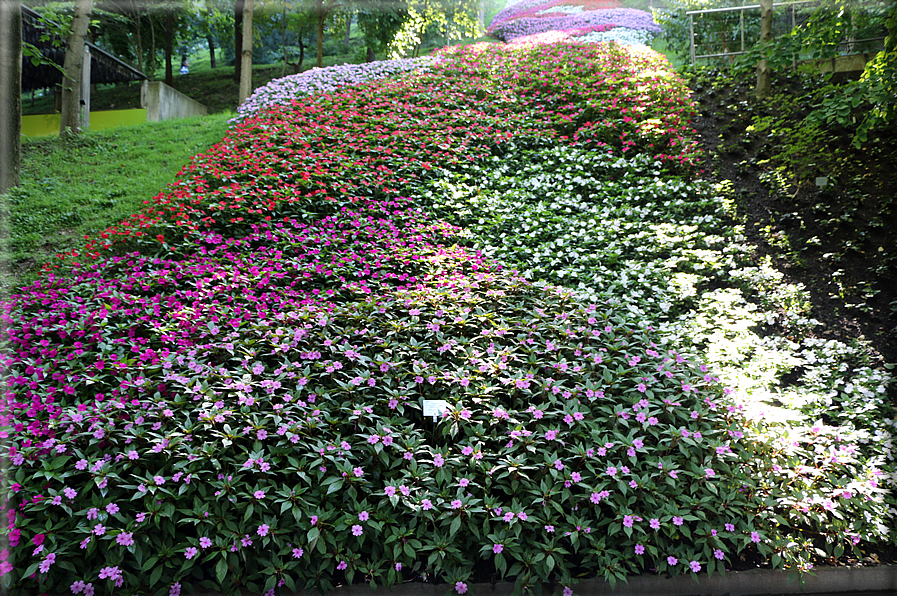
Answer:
[{"left": 2, "top": 36, "right": 894, "bottom": 596}]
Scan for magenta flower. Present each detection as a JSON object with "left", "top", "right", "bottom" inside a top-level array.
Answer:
[
  {"left": 384, "top": 486, "right": 397, "bottom": 497},
  {"left": 493, "top": 543, "right": 504, "bottom": 554},
  {"left": 254, "top": 490, "right": 265, "bottom": 499},
  {"left": 199, "top": 537, "right": 212, "bottom": 548},
  {"left": 351, "top": 525, "right": 363, "bottom": 536},
  {"left": 358, "top": 511, "right": 369, "bottom": 521},
  {"left": 623, "top": 515, "right": 634, "bottom": 528},
  {"left": 184, "top": 547, "right": 198, "bottom": 560},
  {"left": 257, "top": 524, "right": 270, "bottom": 536},
  {"left": 673, "top": 516, "right": 684, "bottom": 526},
  {"left": 751, "top": 531, "right": 761, "bottom": 543},
  {"left": 634, "top": 544, "right": 645, "bottom": 554},
  {"left": 650, "top": 518, "right": 661, "bottom": 529},
  {"left": 455, "top": 582, "right": 468, "bottom": 595},
  {"left": 714, "top": 549, "right": 725, "bottom": 560},
  {"left": 293, "top": 547, "right": 304, "bottom": 558},
  {"left": 689, "top": 560, "right": 701, "bottom": 572},
  {"left": 667, "top": 556, "right": 678, "bottom": 566}
]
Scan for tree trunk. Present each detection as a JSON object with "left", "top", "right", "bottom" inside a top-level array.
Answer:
[
  {"left": 316, "top": 0, "right": 324, "bottom": 68},
  {"left": 281, "top": 0, "right": 287, "bottom": 77},
  {"left": 0, "top": 0, "right": 22, "bottom": 193},
  {"left": 164, "top": 7, "right": 174, "bottom": 86},
  {"left": 149, "top": 13, "right": 156, "bottom": 80},
  {"left": 345, "top": 15, "right": 351, "bottom": 43},
  {"left": 134, "top": 4, "right": 144, "bottom": 75},
  {"left": 478, "top": 0, "right": 485, "bottom": 34},
  {"left": 366, "top": 46, "right": 375, "bottom": 62},
  {"left": 239, "top": 0, "right": 254, "bottom": 105},
  {"left": 755, "top": 0, "right": 773, "bottom": 98},
  {"left": 60, "top": 0, "right": 92, "bottom": 135},
  {"left": 234, "top": 0, "right": 244, "bottom": 82},
  {"left": 207, "top": 35, "right": 217, "bottom": 68}
]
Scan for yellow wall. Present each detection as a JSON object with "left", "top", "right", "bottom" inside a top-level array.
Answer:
[{"left": 21, "top": 109, "right": 147, "bottom": 138}]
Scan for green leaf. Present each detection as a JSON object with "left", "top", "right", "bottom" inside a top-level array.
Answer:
[{"left": 216, "top": 556, "right": 228, "bottom": 586}]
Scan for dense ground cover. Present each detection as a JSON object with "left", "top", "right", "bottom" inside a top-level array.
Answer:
[{"left": 2, "top": 24, "right": 894, "bottom": 596}]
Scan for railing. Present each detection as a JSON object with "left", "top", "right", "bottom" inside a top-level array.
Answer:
[{"left": 685, "top": 1, "right": 886, "bottom": 66}]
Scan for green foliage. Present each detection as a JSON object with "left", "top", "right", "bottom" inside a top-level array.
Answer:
[
  {"left": 807, "top": 3, "right": 897, "bottom": 147},
  {"left": 356, "top": 0, "right": 409, "bottom": 58}
]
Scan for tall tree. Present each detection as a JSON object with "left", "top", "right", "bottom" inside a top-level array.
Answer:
[
  {"left": 755, "top": 0, "right": 773, "bottom": 98},
  {"left": 234, "top": 0, "right": 244, "bottom": 81},
  {"left": 239, "top": 0, "right": 254, "bottom": 104},
  {"left": 164, "top": 3, "right": 175, "bottom": 85},
  {"left": 0, "top": 0, "right": 22, "bottom": 193},
  {"left": 60, "top": 0, "right": 93, "bottom": 135}
]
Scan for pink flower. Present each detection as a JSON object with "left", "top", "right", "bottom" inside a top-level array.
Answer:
[
  {"left": 673, "top": 516, "right": 684, "bottom": 526},
  {"left": 292, "top": 547, "right": 304, "bottom": 558},
  {"left": 452, "top": 500, "right": 463, "bottom": 510},
  {"left": 358, "top": 511, "right": 369, "bottom": 521},
  {"left": 667, "top": 556, "right": 678, "bottom": 566},
  {"left": 200, "top": 537, "right": 212, "bottom": 548},
  {"left": 254, "top": 490, "right": 265, "bottom": 499},
  {"left": 185, "top": 547, "right": 198, "bottom": 560},
  {"left": 623, "top": 515, "right": 634, "bottom": 528},
  {"left": 257, "top": 524, "right": 269, "bottom": 536},
  {"left": 421, "top": 499, "right": 433, "bottom": 510},
  {"left": 751, "top": 531, "right": 761, "bottom": 543},
  {"left": 714, "top": 549, "right": 725, "bottom": 560},
  {"left": 116, "top": 532, "right": 134, "bottom": 546},
  {"left": 455, "top": 582, "right": 468, "bottom": 594},
  {"left": 384, "top": 486, "right": 397, "bottom": 497},
  {"left": 634, "top": 544, "right": 645, "bottom": 555},
  {"left": 650, "top": 518, "right": 660, "bottom": 530},
  {"left": 689, "top": 560, "right": 701, "bottom": 572},
  {"left": 493, "top": 544, "right": 504, "bottom": 554},
  {"left": 351, "top": 525, "right": 363, "bottom": 536},
  {"left": 704, "top": 468, "right": 715, "bottom": 478}
]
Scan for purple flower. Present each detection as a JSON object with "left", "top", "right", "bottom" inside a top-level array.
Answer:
[
  {"left": 185, "top": 547, "right": 198, "bottom": 560},
  {"left": 689, "top": 560, "right": 701, "bottom": 572},
  {"left": 493, "top": 543, "right": 504, "bottom": 554},
  {"left": 257, "top": 524, "right": 270, "bottom": 536},
  {"left": 667, "top": 556, "right": 678, "bottom": 566},
  {"left": 455, "top": 582, "right": 468, "bottom": 595},
  {"left": 351, "top": 525, "right": 363, "bottom": 536},
  {"left": 635, "top": 544, "right": 645, "bottom": 554}
]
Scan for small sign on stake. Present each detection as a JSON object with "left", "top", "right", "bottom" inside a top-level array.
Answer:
[{"left": 422, "top": 399, "right": 449, "bottom": 422}]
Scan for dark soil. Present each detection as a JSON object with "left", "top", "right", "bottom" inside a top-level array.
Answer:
[{"left": 688, "top": 69, "right": 897, "bottom": 370}]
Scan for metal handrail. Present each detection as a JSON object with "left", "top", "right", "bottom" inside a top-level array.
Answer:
[{"left": 685, "top": 0, "right": 818, "bottom": 15}]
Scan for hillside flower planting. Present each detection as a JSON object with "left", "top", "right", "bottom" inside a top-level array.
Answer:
[
  {"left": 2, "top": 30, "right": 894, "bottom": 596},
  {"left": 487, "top": 0, "right": 660, "bottom": 43}
]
